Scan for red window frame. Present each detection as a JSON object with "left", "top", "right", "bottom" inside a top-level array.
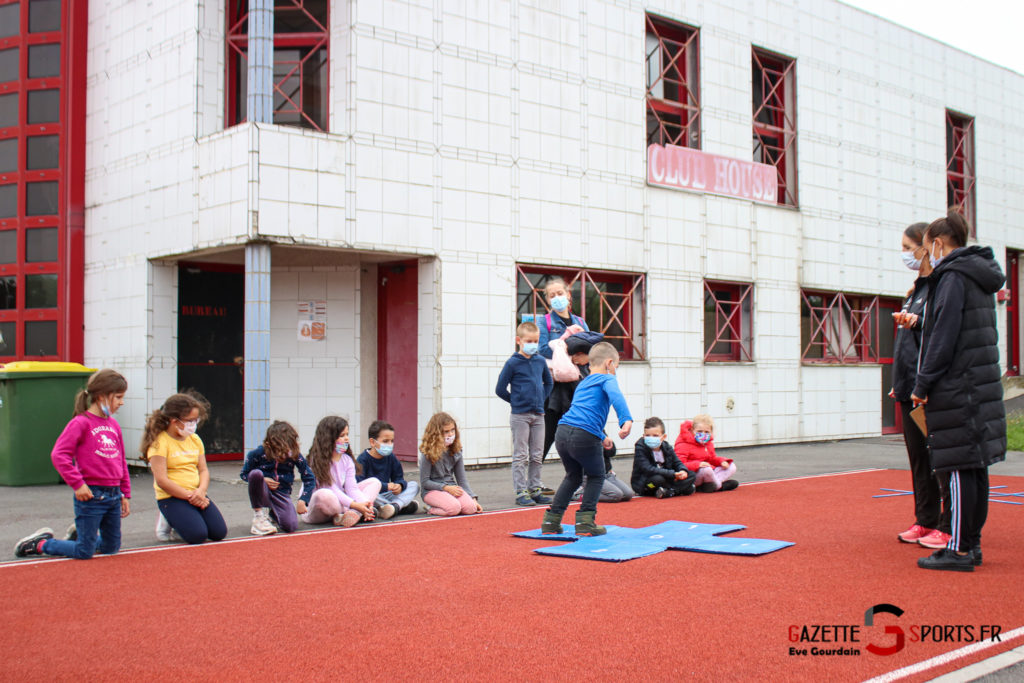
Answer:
[
  {"left": 703, "top": 280, "right": 753, "bottom": 362},
  {"left": 946, "top": 109, "right": 976, "bottom": 238},
  {"left": 801, "top": 290, "right": 880, "bottom": 364},
  {"left": 516, "top": 265, "right": 647, "bottom": 361},
  {"left": 226, "top": 0, "right": 330, "bottom": 132},
  {"left": 0, "top": 0, "right": 85, "bottom": 362},
  {"left": 752, "top": 47, "right": 797, "bottom": 207},
  {"left": 645, "top": 13, "right": 700, "bottom": 149}
]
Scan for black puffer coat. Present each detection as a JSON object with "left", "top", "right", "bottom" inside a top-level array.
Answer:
[{"left": 912, "top": 246, "right": 1006, "bottom": 472}]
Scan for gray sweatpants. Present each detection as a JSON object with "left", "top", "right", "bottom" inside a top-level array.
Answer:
[{"left": 510, "top": 412, "right": 545, "bottom": 494}]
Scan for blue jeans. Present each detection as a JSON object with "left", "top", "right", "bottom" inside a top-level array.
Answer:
[
  {"left": 376, "top": 480, "right": 419, "bottom": 510},
  {"left": 43, "top": 485, "right": 122, "bottom": 559},
  {"left": 550, "top": 425, "right": 606, "bottom": 514}
]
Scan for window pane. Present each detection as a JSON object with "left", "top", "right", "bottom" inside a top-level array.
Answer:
[
  {"left": 0, "top": 47, "right": 18, "bottom": 84},
  {"left": 26, "top": 181, "right": 58, "bottom": 215},
  {"left": 272, "top": 47, "right": 327, "bottom": 130},
  {"left": 27, "top": 89, "right": 59, "bottom": 124},
  {"left": 26, "top": 273, "right": 57, "bottom": 307},
  {"left": 29, "top": 0, "right": 61, "bottom": 33},
  {"left": 26, "top": 227, "right": 57, "bottom": 261},
  {"left": 0, "top": 321, "right": 14, "bottom": 355},
  {"left": 0, "top": 183, "right": 15, "bottom": 218},
  {"left": 0, "top": 229, "right": 15, "bottom": 263},
  {"left": 24, "top": 320, "right": 57, "bottom": 355},
  {"left": 0, "top": 275, "right": 15, "bottom": 308},
  {"left": 26, "top": 135, "right": 59, "bottom": 169},
  {"left": 28, "top": 44, "right": 60, "bottom": 79},
  {"left": 0, "top": 137, "right": 16, "bottom": 173},
  {"left": 0, "top": 93, "right": 17, "bottom": 127},
  {"left": 274, "top": 0, "right": 328, "bottom": 32},
  {"left": 0, "top": 4, "right": 18, "bottom": 39}
]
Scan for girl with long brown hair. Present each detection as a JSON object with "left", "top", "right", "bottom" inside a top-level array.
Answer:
[
  {"left": 301, "top": 416, "right": 391, "bottom": 527},
  {"left": 142, "top": 392, "right": 227, "bottom": 545},
  {"left": 418, "top": 412, "right": 482, "bottom": 516},
  {"left": 15, "top": 369, "right": 131, "bottom": 559},
  {"left": 239, "top": 420, "right": 316, "bottom": 535}
]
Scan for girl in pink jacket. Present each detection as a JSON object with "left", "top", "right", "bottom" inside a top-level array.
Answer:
[
  {"left": 673, "top": 414, "right": 739, "bottom": 493},
  {"left": 302, "top": 416, "right": 390, "bottom": 527},
  {"left": 15, "top": 369, "right": 131, "bottom": 559}
]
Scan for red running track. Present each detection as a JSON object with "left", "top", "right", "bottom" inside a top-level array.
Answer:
[{"left": 1, "top": 469, "right": 1021, "bottom": 681}]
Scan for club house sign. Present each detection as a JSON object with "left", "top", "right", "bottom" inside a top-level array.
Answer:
[{"left": 647, "top": 143, "right": 778, "bottom": 205}]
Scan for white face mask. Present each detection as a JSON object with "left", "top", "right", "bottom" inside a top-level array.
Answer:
[
  {"left": 901, "top": 251, "right": 922, "bottom": 271},
  {"left": 181, "top": 419, "right": 198, "bottom": 436},
  {"left": 443, "top": 434, "right": 456, "bottom": 447},
  {"left": 930, "top": 242, "right": 946, "bottom": 269}
]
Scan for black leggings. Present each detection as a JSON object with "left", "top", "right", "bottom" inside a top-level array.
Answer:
[
  {"left": 900, "top": 401, "right": 950, "bottom": 531},
  {"left": 635, "top": 472, "right": 696, "bottom": 497}
]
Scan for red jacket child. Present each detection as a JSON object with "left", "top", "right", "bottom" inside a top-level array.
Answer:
[{"left": 674, "top": 419, "right": 733, "bottom": 472}]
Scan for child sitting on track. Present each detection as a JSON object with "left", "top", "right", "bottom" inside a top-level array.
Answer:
[
  {"left": 631, "top": 417, "right": 696, "bottom": 498},
  {"left": 419, "top": 412, "right": 483, "bottom": 516},
  {"left": 357, "top": 420, "right": 420, "bottom": 515},
  {"left": 240, "top": 420, "right": 316, "bottom": 535},
  {"left": 674, "top": 414, "right": 738, "bottom": 492},
  {"left": 541, "top": 342, "right": 633, "bottom": 536},
  {"left": 302, "top": 416, "right": 392, "bottom": 527}
]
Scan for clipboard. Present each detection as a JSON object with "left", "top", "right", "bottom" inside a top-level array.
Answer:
[{"left": 909, "top": 405, "right": 927, "bottom": 436}]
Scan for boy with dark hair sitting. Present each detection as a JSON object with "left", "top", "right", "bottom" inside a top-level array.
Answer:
[{"left": 631, "top": 417, "right": 696, "bottom": 498}]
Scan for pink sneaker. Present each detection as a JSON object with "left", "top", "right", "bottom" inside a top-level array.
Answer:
[
  {"left": 918, "top": 529, "right": 952, "bottom": 549},
  {"left": 898, "top": 524, "right": 932, "bottom": 543}
]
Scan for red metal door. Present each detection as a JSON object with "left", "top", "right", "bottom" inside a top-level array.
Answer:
[
  {"left": 878, "top": 298, "right": 901, "bottom": 434},
  {"left": 377, "top": 260, "right": 419, "bottom": 460},
  {"left": 1007, "top": 250, "right": 1019, "bottom": 376}
]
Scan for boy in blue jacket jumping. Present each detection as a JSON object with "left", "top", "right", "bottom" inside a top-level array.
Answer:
[{"left": 496, "top": 321, "right": 554, "bottom": 506}]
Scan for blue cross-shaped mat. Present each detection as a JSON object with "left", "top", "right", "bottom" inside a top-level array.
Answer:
[{"left": 511, "top": 520, "right": 793, "bottom": 562}]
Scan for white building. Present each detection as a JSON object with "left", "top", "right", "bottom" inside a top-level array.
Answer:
[{"left": 70, "top": 0, "right": 1024, "bottom": 464}]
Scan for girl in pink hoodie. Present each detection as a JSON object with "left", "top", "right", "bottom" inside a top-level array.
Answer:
[{"left": 14, "top": 369, "right": 131, "bottom": 559}]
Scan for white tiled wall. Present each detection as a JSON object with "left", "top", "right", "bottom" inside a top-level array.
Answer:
[{"left": 84, "top": 0, "right": 1024, "bottom": 466}]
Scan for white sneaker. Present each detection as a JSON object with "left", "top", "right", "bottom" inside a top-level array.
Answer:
[
  {"left": 250, "top": 508, "right": 277, "bottom": 536},
  {"left": 377, "top": 503, "right": 397, "bottom": 520},
  {"left": 155, "top": 513, "right": 173, "bottom": 542}
]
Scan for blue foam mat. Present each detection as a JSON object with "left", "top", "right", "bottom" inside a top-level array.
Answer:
[
  {"left": 672, "top": 537, "right": 794, "bottom": 555},
  {"left": 621, "top": 520, "right": 747, "bottom": 546},
  {"left": 533, "top": 537, "right": 666, "bottom": 562}
]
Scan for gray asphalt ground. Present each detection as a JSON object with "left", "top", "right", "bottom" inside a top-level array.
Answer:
[{"left": 3, "top": 436, "right": 1023, "bottom": 682}]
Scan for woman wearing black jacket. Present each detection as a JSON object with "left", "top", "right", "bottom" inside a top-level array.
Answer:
[
  {"left": 912, "top": 211, "right": 1006, "bottom": 572},
  {"left": 891, "top": 222, "right": 951, "bottom": 549}
]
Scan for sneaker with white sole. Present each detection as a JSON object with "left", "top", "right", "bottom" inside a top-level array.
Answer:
[
  {"left": 333, "top": 510, "right": 361, "bottom": 527},
  {"left": 917, "top": 529, "right": 952, "bottom": 549},
  {"left": 156, "top": 513, "right": 173, "bottom": 542},
  {"left": 376, "top": 503, "right": 397, "bottom": 520},
  {"left": 250, "top": 508, "right": 277, "bottom": 536},
  {"left": 897, "top": 524, "right": 932, "bottom": 543},
  {"left": 14, "top": 528, "right": 54, "bottom": 558},
  {"left": 65, "top": 522, "right": 77, "bottom": 541}
]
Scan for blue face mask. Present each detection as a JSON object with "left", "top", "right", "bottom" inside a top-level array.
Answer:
[
  {"left": 929, "top": 243, "right": 945, "bottom": 269},
  {"left": 695, "top": 432, "right": 712, "bottom": 445},
  {"left": 377, "top": 443, "right": 394, "bottom": 457},
  {"left": 522, "top": 342, "right": 539, "bottom": 355},
  {"left": 901, "top": 251, "right": 922, "bottom": 271},
  {"left": 643, "top": 436, "right": 662, "bottom": 449},
  {"left": 550, "top": 295, "right": 569, "bottom": 312},
  {"left": 334, "top": 441, "right": 347, "bottom": 454},
  {"left": 100, "top": 402, "right": 111, "bottom": 418}
]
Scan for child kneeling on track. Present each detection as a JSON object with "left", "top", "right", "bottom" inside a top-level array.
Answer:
[
  {"left": 674, "top": 414, "right": 738, "bottom": 492},
  {"left": 357, "top": 420, "right": 420, "bottom": 515},
  {"left": 631, "top": 417, "right": 696, "bottom": 498},
  {"left": 240, "top": 420, "right": 316, "bottom": 535},
  {"left": 15, "top": 369, "right": 131, "bottom": 559},
  {"left": 542, "top": 342, "right": 633, "bottom": 536},
  {"left": 142, "top": 392, "right": 228, "bottom": 545},
  {"left": 419, "top": 412, "right": 483, "bottom": 516},
  {"left": 303, "top": 416, "right": 391, "bottom": 527}
]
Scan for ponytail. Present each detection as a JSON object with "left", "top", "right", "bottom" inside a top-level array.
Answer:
[
  {"left": 926, "top": 209, "right": 970, "bottom": 248},
  {"left": 73, "top": 368, "right": 127, "bottom": 416}
]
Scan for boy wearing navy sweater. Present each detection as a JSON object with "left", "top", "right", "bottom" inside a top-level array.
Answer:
[
  {"left": 496, "top": 321, "right": 554, "bottom": 506},
  {"left": 356, "top": 420, "right": 420, "bottom": 515},
  {"left": 542, "top": 342, "right": 633, "bottom": 536}
]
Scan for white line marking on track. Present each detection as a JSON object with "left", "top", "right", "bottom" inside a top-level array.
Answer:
[{"left": 861, "top": 626, "right": 1024, "bottom": 683}]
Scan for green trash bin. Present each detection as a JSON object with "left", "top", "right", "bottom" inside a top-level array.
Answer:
[{"left": 0, "top": 361, "right": 97, "bottom": 486}]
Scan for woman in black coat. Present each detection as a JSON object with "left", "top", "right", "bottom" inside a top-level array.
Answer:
[
  {"left": 912, "top": 211, "right": 1006, "bottom": 572},
  {"left": 890, "top": 222, "right": 951, "bottom": 549}
]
